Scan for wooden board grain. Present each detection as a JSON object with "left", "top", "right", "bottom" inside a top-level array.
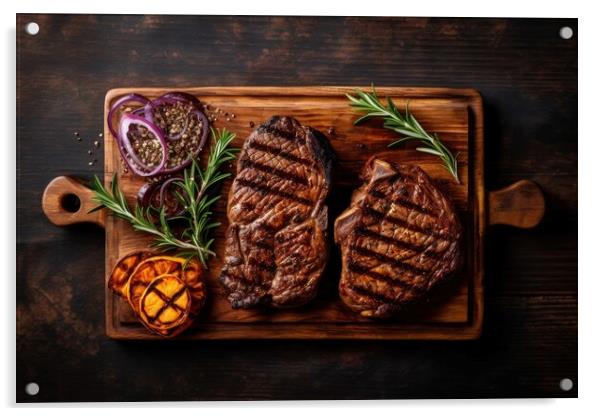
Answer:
[{"left": 103, "top": 86, "right": 484, "bottom": 340}]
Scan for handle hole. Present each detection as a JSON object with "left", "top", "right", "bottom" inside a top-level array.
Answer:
[{"left": 60, "top": 193, "right": 81, "bottom": 213}]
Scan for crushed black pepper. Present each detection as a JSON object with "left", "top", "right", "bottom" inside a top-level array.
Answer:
[
  {"left": 128, "top": 125, "right": 163, "bottom": 167},
  {"left": 127, "top": 101, "right": 204, "bottom": 170}
]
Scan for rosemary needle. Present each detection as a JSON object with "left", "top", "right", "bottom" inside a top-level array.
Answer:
[
  {"left": 346, "top": 85, "right": 460, "bottom": 183},
  {"left": 90, "top": 127, "right": 239, "bottom": 266}
]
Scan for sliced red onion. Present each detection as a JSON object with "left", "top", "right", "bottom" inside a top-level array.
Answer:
[
  {"left": 159, "top": 106, "right": 209, "bottom": 175},
  {"left": 143, "top": 97, "right": 190, "bottom": 141},
  {"left": 160, "top": 91, "right": 203, "bottom": 107},
  {"left": 137, "top": 182, "right": 160, "bottom": 208},
  {"left": 107, "top": 91, "right": 211, "bottom": 177},
  {"left": 132, "top": 107, "right": 146, "bottom": 117},
  {"left": 137, "top": 178, "right": 185, "bottom": 218},
  {"left": 107, "top": 93, "right": 149, "bottom": 139},
  {"left": 119, "top": 114, "right": 154, "bottom": 168},
  {"left": 143, "top": 101, "right": 160, "bottom": 126},
  {"left": 143, "top": 95, "right": 210, "bottom": 175},
  {"left": 166, "top": 115, "right": 190, "bottom": 141},
  {"left": 159, "top": 177, "right": 186, "bottom": 217},
  {"left": 117, "top": 113, "right": 168, "bottom": 177}
]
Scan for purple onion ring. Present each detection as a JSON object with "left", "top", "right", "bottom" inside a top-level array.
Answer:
[
  {"left": 159, "top": 106, "right": 209, "bottom": 175},
  {"left": 159, "top": 177, "right": 186, "bottom": 217},
  {"left": 107, "top": 91, "right": 210, "bottom": 177},
  {"left": 137, "top": 177, "right": 185, "bottom": 218},
  {"left": 143, "top": 97, "right": 191, "bottom": 141},
  {"left": 117, "top": 113, "right": 168, "bottom": 177},
  {"left": 107, "top": 93, "right": 149, "bottom": 139}
]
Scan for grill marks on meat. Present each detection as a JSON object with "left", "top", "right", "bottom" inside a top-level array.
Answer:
[
  {"left": 248, "top": 142, "right": 313, "bottom": 167},
  {"left": 239, "top": 158, "right": 309, "bottom": 186},
  {"left": 334, "top": 158, "right": 462, "bottom": 318},
  {"left": 235, "top": 178, "right": 314, "bottom": 206},
  {"left": 220, "top": 116, "right": 333, "bottom": 308}
]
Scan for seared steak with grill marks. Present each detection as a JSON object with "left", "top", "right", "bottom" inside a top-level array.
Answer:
[
  {"left": 334, "top": 158, "right": 462, "bottom": 318},
  {"left": 219, "top": 116, "right": 333, "bottom": 308}
]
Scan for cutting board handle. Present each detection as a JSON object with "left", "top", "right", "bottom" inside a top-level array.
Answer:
[
  {"left": 42, "top": 176, "right": 105, "bottom": 228},
  {"left": 42, "top": 176, "right": 544, "bottom": 229},
  {"left": 487, "top": 180, "right": 545, "bottom": 228}
]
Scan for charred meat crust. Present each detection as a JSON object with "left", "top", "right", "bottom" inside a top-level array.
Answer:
[
  {"left": 219, "top": 116, "right": 334, "bottom": 309},
  {"left": 335, "top": 157, "right": 463, "bottom": 318}
]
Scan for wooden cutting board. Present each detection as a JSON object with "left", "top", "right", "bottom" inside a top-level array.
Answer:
[{"left": 42, "top": 86, "right": 545, "bottom": 340}]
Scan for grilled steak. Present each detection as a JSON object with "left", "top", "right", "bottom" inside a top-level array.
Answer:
[
  {"left": 334, "top": 158, "right": 462, "bottom": 318},
  {"left": 219, "top": 116, "right": 333, "bottom": 308}
]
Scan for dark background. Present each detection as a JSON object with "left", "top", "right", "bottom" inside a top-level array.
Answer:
[{"left": 16, "top": 15, "right": 577, "bottom": 401}]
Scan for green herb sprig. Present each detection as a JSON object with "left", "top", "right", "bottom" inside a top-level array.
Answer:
[
  {"left": 346, "top": 86, "right": 460, "bottom": 183},
  {"left": 90, "top": 127, "right": 238, "bottom": 266},
  {"left": 172, "top": 128, "right": 238, "bottom": 266}
]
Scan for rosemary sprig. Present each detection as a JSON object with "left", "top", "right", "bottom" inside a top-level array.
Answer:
[
  {"left": 90, "top": 127, "right": 239, "bottom": 266},
  {"left": 171, "top": 128, "right": 238, "bottom": 266},
  {"left": 346, "top": 86, "right": 460, "bottom": 183}
]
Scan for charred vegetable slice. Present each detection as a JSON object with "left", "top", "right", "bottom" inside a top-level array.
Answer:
[
  {"left": 107, "top": 252, "right": 207, "bottom": 337},
  {"left": 108, "top": 251, "right": 153, "bottom": 298},
  {"left": 126, "top": 255, "right": 206, "bottom": 317},
  {"left": 139, "top": 274, "right": 192, "bottom": 337}
]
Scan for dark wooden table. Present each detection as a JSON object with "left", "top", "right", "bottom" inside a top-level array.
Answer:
[{"left": 16, "top": 15, "right": 577, "bottom": 402}]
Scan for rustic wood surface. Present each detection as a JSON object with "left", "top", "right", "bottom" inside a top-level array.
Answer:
[{"left": 17, "top": 15, "right": 576, "bottom": 400}]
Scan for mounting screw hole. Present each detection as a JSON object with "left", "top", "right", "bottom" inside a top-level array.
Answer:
[
  {"left": 559, "top": 378, "right": 573, "bottom": 391},
  {"left": 25, "top": 382, "right": 39, "bottom": 396},
  {"left": 559, "top": 26, "right": 573, "bottom": 40},
  {"left": 60, "top": 193, "right": 81, "bottom": 213},
  {"left": 25, "top": 22, "right": 39, "bottom": 36}
]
